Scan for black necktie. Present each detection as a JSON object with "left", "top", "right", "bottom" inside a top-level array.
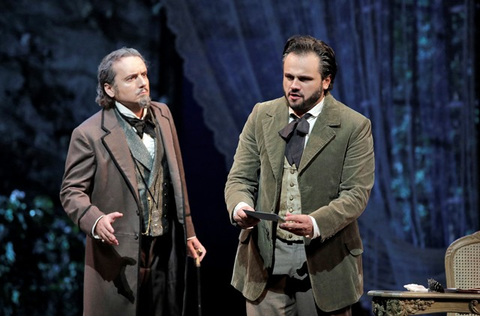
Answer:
[
  {"left": 119, "top": 110, "right": 156, "bottom": 138},
  {"left": 278, "top": 113, "right": 312, "bottom": 167}
]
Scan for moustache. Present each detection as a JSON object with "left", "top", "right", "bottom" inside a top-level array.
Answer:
[{"left": 136, "top": 89, "right": 149, "bottom": 96}]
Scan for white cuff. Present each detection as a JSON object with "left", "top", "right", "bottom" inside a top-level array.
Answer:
[
  {"left": 308, "top": 215, "right": 321, "bottom": 239},
  {"left": 91, "top": 215, "right": 105, "bottom": 239},
  {"left": 233, "top": 202, "right": 250, "bottom": 218}
]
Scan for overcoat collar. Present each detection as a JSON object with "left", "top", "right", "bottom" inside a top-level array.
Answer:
[
  {"left": 99, "top": 103, "right": 177, "bottom": 201},
  {"left": 151, "top": 104, "right": 186, "bottom": 217},
  {"left": 101, "top": 108, "right": 140, "bottom": 202}
]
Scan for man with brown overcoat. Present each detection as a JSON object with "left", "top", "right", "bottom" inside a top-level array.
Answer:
[{"left": 60, "top": 47, "right": 206, "bottom": 316}]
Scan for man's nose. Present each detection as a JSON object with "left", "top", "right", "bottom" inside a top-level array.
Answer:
[
  {"left": 137, "top": 75, "right": 147, "bottom": 86},
  {"left": 290, "top": 78, "right": 301, "bottom": 90}
]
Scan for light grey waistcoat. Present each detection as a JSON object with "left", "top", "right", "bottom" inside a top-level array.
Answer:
[{"left": 277, "top": 158, "right": 303, "bottom": 242}]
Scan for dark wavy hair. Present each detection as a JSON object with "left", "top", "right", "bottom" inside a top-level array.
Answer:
[
  {"left": 95, "top": 47, "right": 147, "bottom": 109},
  {"left": 282, "top": 35, "right": 337, "bottom": 94}
]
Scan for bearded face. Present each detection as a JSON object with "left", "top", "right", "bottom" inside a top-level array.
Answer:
[
  {"left": 105, "top": 56, "right": 151, "bottom": 116},
  {"left": 284, "top": 87, "right": 323, "bottom": 115},
  {"left": 282, "top": 52, "right": 330, "bottom": 116}
]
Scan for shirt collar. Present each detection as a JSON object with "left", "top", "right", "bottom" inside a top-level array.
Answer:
[{"left": 115, "top": 101, "right": 146, "bottom": 119}]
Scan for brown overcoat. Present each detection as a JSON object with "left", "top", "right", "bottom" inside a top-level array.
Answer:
[
  {"left": 224, "top": 94, "right": 375, "bottom": 312},
  {"left": 60, "top": 102, "right": 196, "bottom": 315}
]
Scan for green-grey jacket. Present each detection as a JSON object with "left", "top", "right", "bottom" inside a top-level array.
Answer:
[{"left": 224, "top": 94, "right": 375, "bottom": 312}]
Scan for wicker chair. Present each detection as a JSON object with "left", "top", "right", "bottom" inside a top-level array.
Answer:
[{"left": 445, "top": 231, "right": 480, "bottom": 316}]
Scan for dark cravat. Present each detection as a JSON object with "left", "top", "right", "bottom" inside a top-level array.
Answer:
[
  {"left": 278, "top": 113, "right": 312, "bottom": 167},
  {"left": 119, "top": 110, "right": 156, "bottom": 138}
]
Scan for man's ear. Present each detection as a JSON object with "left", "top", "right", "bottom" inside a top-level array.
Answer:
[
  {"left": 104, "top": 83, "right": 115, "bottom": 98},
  {"left": 322, "top": 75, "right": 332, "bottom": 91}
]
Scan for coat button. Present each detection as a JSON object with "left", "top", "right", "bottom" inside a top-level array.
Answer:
[{"left": 134, "top": 233, "right": 139, "bottom": 240}]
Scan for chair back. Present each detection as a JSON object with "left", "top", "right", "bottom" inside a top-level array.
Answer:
[{"left": 445, "top": 231, "right": 480, "bottom": 316}]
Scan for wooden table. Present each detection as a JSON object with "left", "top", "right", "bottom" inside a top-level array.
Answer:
[{"left": 368, "top": 290, "right": 480, "bottom": 315}]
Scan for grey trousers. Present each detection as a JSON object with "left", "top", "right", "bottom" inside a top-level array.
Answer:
[{"left": 246, "top": 239, "right": 352, "bottom": 316}]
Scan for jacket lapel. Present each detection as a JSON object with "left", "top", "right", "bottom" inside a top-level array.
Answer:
[
  {"left": 262, "top": 99, "right": 290, "bottom": 181},
  {"left": 299, "top": 95, "right": 340, "bottom": 173}
]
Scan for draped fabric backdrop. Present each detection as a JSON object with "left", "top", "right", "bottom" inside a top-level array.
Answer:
[
  {"left": 0, "top": 0, "right": 477, "bottom": 314},
  {"left": 164, "top": 0, "right": 479, "bottom": 300}
]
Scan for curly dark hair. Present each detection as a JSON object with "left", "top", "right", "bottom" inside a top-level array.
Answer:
[
  {"left": 95, "top": 47, "right": 147, "bottom": 109},
  {"left": 282, "top": 35, "right": 337, "bottom": 93}
]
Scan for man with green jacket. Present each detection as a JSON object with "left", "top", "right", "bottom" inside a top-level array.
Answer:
[{"left": 225, "top": 35, "right": 375, "bottom": 316}]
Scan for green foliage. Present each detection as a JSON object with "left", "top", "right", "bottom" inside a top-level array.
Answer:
[{"left": 0, "top": 190, "right": 84, "bottom": 316}]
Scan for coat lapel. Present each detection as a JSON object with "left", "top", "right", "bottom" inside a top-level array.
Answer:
[
  {"left": 101, "top": 109, "right": 139, "bottom": 201},
  {"left": 151, "top": 105, "right": 185, "bottom": 212},
  {"left": 299, "top": 95, "right": 340, "bottom": 173}
]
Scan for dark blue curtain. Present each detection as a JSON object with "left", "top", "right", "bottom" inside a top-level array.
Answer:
[{"left": 164, "top": 0, "right": 479, "bottom": 298}]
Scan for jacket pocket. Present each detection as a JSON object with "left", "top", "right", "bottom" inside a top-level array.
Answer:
[
  {"left": 239, "top": 228, "right": 252, "bottom": 244},
  {"left": 345, "top": 237, "right": 363, "bottom": 256}
]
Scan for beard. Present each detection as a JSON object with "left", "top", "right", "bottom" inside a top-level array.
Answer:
[
  {"left": 138, "top": 94, "right": 151, "bottom": 109},
  {"left": 285, "top": 88, "right": 323, "bottom": 115}
]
